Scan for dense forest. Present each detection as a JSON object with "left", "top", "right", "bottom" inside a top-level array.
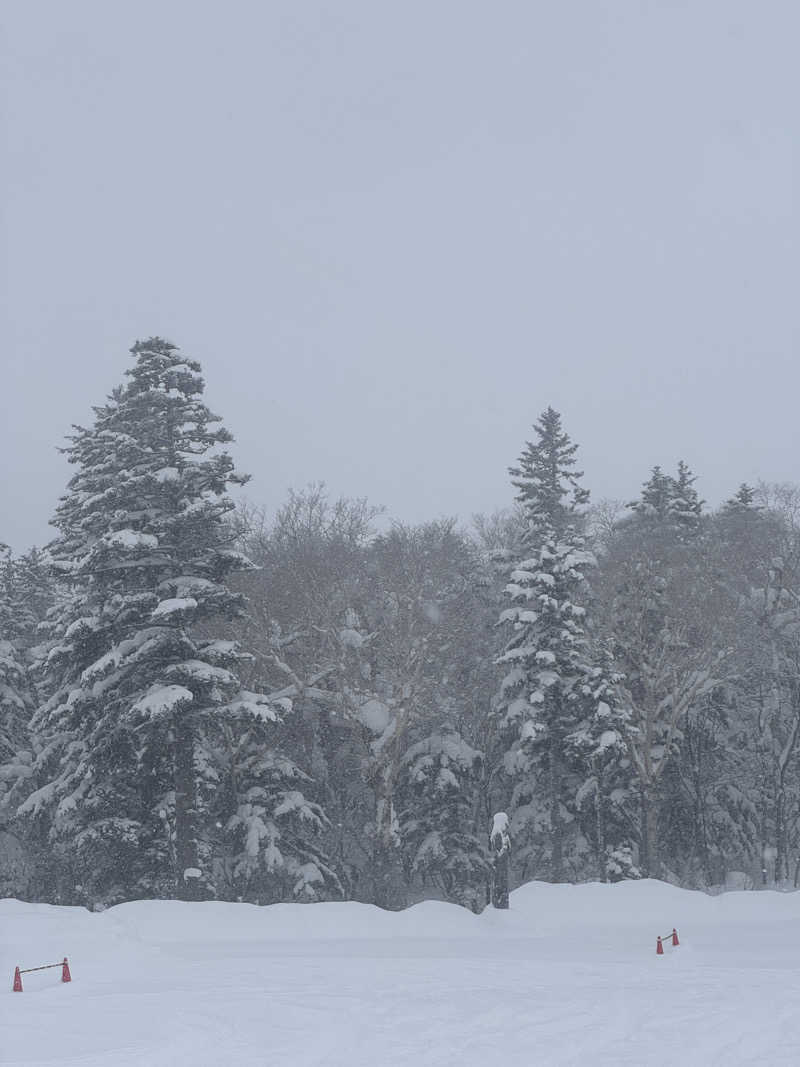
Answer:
[{"left": 2, "top": 338, "right": 799, "bottom": 911}]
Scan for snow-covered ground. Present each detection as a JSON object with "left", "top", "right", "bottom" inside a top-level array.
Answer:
[{"left": 3, "top": 880, "right": 800, "bottom": 1066}]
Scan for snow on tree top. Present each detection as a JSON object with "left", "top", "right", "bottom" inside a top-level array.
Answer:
[
  {"left": 198, "top": 639, "right": 239, "bottom": 659},
  {"left": 151, "top": 597, "right": 198, "bottom": 619},
  {"left": 499, "top": 607, "right": 538, "bottom": 625},
  {"left": 222, "top": 693, "right": 283, "bottom": 721},
  {"left": 491, "top": 811, "right": 509, "bottom": 835},
  {"left": 293, "top": 863, "right": 324, "bottom": 896},
  {"left": 499, "top": 666, "right": 526, "bottom": 692},
  {"left": 167, "top": 362, "right": 202, "bottom": 377},
  {"left": 355, "top": 698, "right": 392, "bottom": 735},
  {"left": 132, "top": 685, "right": 194, "bottom": 718},
  {"left": 154, "top": 467, "right": 180, "bottom": 483},
  {"left": 274, "top": 790, "right": 315, "bottom": 819},
  {"left": 504, "top": 696, "right": 530, "bottom": 720},
  {"left": 165, "top": 660, "right": 237, "bottom": 685},
  {"left": 338, "top": 627, "right": 364, "bottom": 649},
  {"left": 217, "top": 549, "right": 253, "bottom": 565},
  {"left": 105, "top": 530, "right": 159, "bottom": 549},
  {"left": 597, "top": 729, "right": 622, "bottom": 751}
]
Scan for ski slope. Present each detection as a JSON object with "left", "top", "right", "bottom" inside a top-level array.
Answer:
[{"left": 3, "top": 880, "right": 800, "bottom": 1066}]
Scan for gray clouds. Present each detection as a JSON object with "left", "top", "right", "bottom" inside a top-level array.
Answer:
[{"left": 2, "top": 0, "right": 797, "bottom": 550}]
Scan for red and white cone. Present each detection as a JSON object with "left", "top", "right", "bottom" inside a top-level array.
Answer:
[
  {"left": 672, "top": 928, "right": 679, "bottom": 946},
  {"left": 656, "top": 936, "right": 664, "bottom": 955},
  {"left": 61, "top": 958, "right": 71, "bottom": 983},
  {"left": 13, "top": 966, "right": 23, "bottom": 992}
]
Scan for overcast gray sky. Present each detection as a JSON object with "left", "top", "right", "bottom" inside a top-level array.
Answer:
[{"left": 2, "top": 1, "right": 797, "bottom": 552}]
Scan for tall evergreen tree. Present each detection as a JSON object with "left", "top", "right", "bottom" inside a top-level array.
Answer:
[
  {"left": 496, "top": 409, "right": 612, "bottom": 881},
  {"left": 23, "top": 338, "right": 317, "bottom": 904},
  {"left": 509, "top": 406, "right": 590, "bottom": 533}
]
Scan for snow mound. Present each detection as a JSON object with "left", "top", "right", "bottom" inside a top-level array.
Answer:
[{"left": 3, "top": 881, "right": 800, "bottom": 1065}]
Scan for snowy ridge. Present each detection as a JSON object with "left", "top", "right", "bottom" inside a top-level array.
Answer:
[{"left": 3, "top": 880, "right": 800, "bottom": 1065}]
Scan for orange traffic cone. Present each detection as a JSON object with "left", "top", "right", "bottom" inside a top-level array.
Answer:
[
  {"left": 13, "top": 966, "right": 22, "bottom": 992},
  {"left": 672, "top": 928, "right": 679, "bottom": 947},
  {"left": 656, "top": 936, "right": 663, "bottom": 955},
  {"left": 62, "top": 958, "right": 71, "bottom": 983}
]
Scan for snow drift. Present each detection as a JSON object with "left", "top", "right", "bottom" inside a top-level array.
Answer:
[{"left": 3, "top": 880, "right": 800, "bottom": 1065}]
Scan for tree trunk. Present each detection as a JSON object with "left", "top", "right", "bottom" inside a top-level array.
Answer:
[
  {"left": 174, "top": 716, "right": 205, "bottom": 901},
  {"left": 549, "top": 746, "right": 564, "bottom": 882},
  {"left": 775, "top": 784, "right": 786, "bottom": 884},
  {"left": 491, "top": 845, "right": 510, "bottom": 909},
  {"left": 640, "top": 786, "right": 659, "bottom": 878},
  {"left": 371, "top": 843, "right": 406, "bottom": 910},
  {"left": 594, "top": 775, "right": 607, "bottom": 882}
]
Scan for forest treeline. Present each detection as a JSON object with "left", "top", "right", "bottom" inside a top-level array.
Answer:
[{"left": 2, "top": 338, "right": 799, "bottom": 911}]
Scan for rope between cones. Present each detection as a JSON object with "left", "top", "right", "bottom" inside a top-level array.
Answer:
[
  {"left": 656, "top": 929, "right": 680, "bottom": 954},
  {"left": 12, "top": 958, "right": 71, "bottom": 991}
]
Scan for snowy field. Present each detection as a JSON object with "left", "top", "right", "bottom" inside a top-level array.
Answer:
[{"left": 3, "top": 880, "right": 800, "bottom": 1066}]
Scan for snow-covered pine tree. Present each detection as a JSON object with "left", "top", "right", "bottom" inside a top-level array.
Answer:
[
  {"left": 509, "top": 407, "right": 590, "bottom": 528},
  {"left": 22, "top": 338, "right": 306, "bottom": 905},
  {"left": 723, "top": 483, "right": 757, "bottom": 512},
  {"left": 496, "top": 408, "right": 603, "bottom": 882},
  {"left": 719, "top": 483, "right": 764, "bottom": 550},
  {"left": 629, "top": 462, "right": 703, "bottom": 534},
  {"left": 0, "top": 547, "right": 40, "bottom": 895},
  {"left": 668, "top": 461, "right": 704, "bottom": 531},
  {"left": 566, "top": 646, "right": 635, "bottom": 881},
  {"left": 629, "top": 466, "right": 672, "bottom": 522},
  {"left": 0, "top": 547, "right": 33, "bottom": 769},
  {"left": 396, "top": 729, "right": 489, "bottom": 911},
  {"left": 9, "top": 548, "right": 53, "bottom": 635},
  {"left": 203, "top": 712, "right": 343, "bottom": 904}
]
